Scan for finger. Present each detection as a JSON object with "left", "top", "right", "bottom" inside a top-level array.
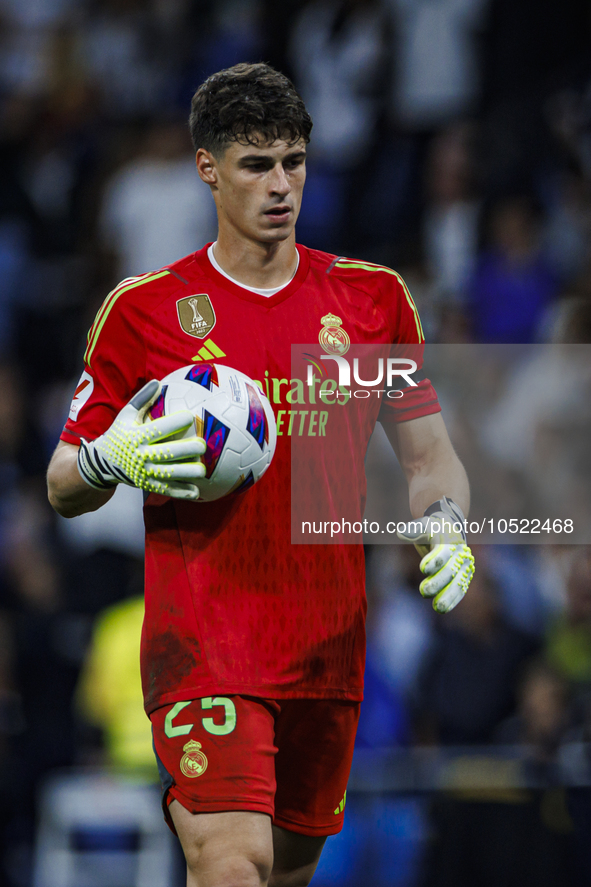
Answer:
[
  {"left": 432, "top": 580, "right": 465, "bottom": 614},
  {"left": 145, "top": 461, "right": 206, "bottom": 481},
  {"left": 130, "top": 380, "right": 161, "bottom": 411},
  {"left": 164, "top": 484, "right": 201, "bottom": 500},
  {"left": 141, "top": 410, "right": 196, "bottom": 442},
  {"left": 420, "top": 543, "right": 454, "bottom": 576},
  {"left": 419, "top": 557, "right": 455, "bottom": 598},
  {"left": 139, "top": 438, "right": 206, "bottom": 461},
  {"left": 432, "top": 562, "right": 473, "bottom": 613},
  {"left": 145, "top": 478, "right": 200, "bottom": 500}
]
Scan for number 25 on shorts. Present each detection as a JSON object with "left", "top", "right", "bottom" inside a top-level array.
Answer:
[{"left": 164, "top": 697, "right": 237, "bottom": 738}]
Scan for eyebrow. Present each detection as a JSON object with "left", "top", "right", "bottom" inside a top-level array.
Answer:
[{"left": 238, "top": 150, "right": 307, "bottom": 165}]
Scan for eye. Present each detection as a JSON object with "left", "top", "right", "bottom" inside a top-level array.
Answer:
[{"left": 286, "top": 155, "right": 305, "bottom": 169}]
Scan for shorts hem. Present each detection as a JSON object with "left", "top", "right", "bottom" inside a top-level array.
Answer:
[
  {"left": 168, "top": 785, "right": 274, "bottom": 820},
  {"left": 272, "top": 815, "right": 345, "bottom": 837}
]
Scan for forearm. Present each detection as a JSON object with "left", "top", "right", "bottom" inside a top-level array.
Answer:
[
  {"left": 390, "top": 413, "right": 474, "bottom": 614},
  {"left": 406, "top": 446, "right": 469, "bottom": 518},
  {"left": 385, "top": 413, "right": 470, "bottom": 518},
  {"left": 47, "top": 441, "right": 115, "bottom": 518}
]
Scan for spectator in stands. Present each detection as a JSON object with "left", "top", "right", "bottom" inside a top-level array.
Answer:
[
  {"left": 77, "top": 595, "right": 156, "bottom": 774},
  {"left": 387, "top": 0, "right": 489, "bottom": 132},
  {"left": 99, "top": 119, "right": 216, "bottom": 279},
  {"left": 76, "top": 0, "right": 169, "bottom": 118},
  {"left": 414, "top": 554, "right": 539, "bottom": 744},
  {"left": 0, "top": 97, "right": 40, "bottom": 357},
  {"left": 495, "top": 659, "right": 571, "bottom": 763},
  {"left": 466, "top": 194, "right": 559, "bottom": 342},
  {"left": 366, "top": 545, "right": 435, "bottom": 701},
  {"left": 289, "top": 0, "right": 390, "bottom": 168},
  {"left": 542, "top": 170, "right": 591, "bottom": 287},
  {"left": 546, "top": 547, "right": 591, "bottom": 691},
  {"left": 288, "top": 0, "right": 391, "bottom": 251},
  {"left": 423, "top": 121, "right": 480, "bottom": 302}
]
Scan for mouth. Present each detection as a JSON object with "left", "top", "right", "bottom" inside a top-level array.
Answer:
[{"left": 264, "top": 205, "right": 292, "bottom": 224}]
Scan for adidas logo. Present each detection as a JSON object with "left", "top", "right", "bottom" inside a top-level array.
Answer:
[
  {"left": 192, "top": 338, "right": 226, "bottom": 362},
  {"left": 334, "top": 790, "right": 347, "bottom": 815}
]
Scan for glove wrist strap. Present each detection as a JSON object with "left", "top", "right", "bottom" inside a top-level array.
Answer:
[
  {"left": 77, "top": 439, "right": 117, "bottom": 491},
  {"left": 424, "top": 496, "right": 467, "bottom": 542}
]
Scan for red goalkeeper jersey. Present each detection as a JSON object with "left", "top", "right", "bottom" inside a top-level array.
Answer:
[{"left": 61, "top": 244, "right": 440, "bottom": 713}]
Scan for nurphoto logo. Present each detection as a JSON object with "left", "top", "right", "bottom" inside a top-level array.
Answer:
[{"left": 306, "top": 356, "right": 418, "bottom": 391}]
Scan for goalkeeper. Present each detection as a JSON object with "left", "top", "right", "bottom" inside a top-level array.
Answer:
[{"left": 47, "top": 61, "right": 473, "bottom": 887}]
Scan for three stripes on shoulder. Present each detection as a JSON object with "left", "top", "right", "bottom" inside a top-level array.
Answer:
[{"left": 333, "top": 259, "right": 424, "bottom": 344}]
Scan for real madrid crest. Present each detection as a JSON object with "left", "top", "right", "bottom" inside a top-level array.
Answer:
[
  {"left": 319, "top": 313, "right": 350, "bottom": 355},
  {"left": 177, "top": 295, "right": 216, "bottom": 339},
  {"left": 180, "top": 739, "right": 208, "bottom": 778}
]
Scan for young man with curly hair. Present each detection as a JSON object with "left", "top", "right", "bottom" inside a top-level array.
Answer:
[{"left": 48, "top": 63, "right": 474, "bottom": 887}]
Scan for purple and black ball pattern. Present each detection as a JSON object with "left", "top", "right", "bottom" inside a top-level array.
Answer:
[
  {"left": 185, "top": 364, "right": 218, "bottom": 390},
  {"left": 202, "top": 410, "right": 231, "bottom": 478},
  {"left": 149, "top": 385, "right": 168, "bottom": 419},
  {"left": 246, "top": 384, "right": 268, "bottom": 450}
]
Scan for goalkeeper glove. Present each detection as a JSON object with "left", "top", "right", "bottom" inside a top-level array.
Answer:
[
  {"left": 397, "top": 496, "right": 475, "bottom": 613},
  {"left": 77, "top": 380, "right": 206, "bottom": 500}
]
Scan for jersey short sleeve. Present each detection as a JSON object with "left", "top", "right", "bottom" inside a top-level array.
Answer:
[
  {"left": 61, "top": 277, "right": 150, "bottom": 445},
  {"left": 331, "top": 258, "right": 441, "bottom": 425},
  {"left": 378, "top": 271, "right": 440, "bottom": 424}
]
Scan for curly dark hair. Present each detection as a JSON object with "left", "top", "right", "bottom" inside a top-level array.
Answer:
[{"left": 189, "top": 62, "right": 313, "bottom": 156}]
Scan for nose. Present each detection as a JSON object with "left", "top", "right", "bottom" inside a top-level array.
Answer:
[{"left": 269, "top": 163, "right": 291, "bottom": 197}]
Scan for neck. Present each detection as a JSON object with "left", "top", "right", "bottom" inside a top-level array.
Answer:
[{"left": 212, "top": 231, "right": 298, "bottom": 289}]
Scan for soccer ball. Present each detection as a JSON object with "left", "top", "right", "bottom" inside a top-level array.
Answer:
[{"left": 149, "top": 363, "right": 277, "bottom": 502}]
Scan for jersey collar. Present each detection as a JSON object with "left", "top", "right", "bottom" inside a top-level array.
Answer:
[{"left": 190, "top": 242, "right": 310, "bottom": 307}]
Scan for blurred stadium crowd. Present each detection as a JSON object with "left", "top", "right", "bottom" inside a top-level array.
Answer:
[{"left": 0, "top": 0, "right": 591, "bottom": 885}]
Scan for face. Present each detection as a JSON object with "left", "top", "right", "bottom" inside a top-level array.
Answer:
[{"left": 196, "top": 137, "right": 306, "bottom": 245}]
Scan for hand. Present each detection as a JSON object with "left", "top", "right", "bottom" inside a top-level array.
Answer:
[
  {"left": 77, "top": 380, "right": 206, "bottom": 500},
  {"left": 397, "top": 497, "right": 475, "bottom": 613}
]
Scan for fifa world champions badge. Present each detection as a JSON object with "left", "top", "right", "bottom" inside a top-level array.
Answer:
[
  {"left": 319, "top": 313, "right": 350, "bottom": 355},
  {"left": 177, "top": 294, "right": 216, "bottom": 339},
  {"left": 180, "top": 739, "right": 208, "bottom": 778}
]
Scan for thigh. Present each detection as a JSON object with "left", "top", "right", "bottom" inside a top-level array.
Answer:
[
  {"left": 273, "top": 699, "right": 360, "bottom": 837},
  {"left": 151, "top": 696, "right": 280, "bottom": 832},
  {"left": 170, "top": 805, "right": 273, "bottom": 887},
  {"left": 269, "top": 824, "right": 326, "bottom": 887}
]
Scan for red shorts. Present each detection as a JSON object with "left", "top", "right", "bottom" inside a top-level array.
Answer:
[{"left": 150, "top": 696, "right": 360, "bottom": 837}]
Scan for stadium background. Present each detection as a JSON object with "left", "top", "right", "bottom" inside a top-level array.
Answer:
[{"left": 0, "top": 1, "right": 591, "bottom": 885}]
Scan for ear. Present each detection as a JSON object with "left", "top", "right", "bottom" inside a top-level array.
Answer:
[{"left": 196, "top": 149, "right": 217, "bottom": 186}]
